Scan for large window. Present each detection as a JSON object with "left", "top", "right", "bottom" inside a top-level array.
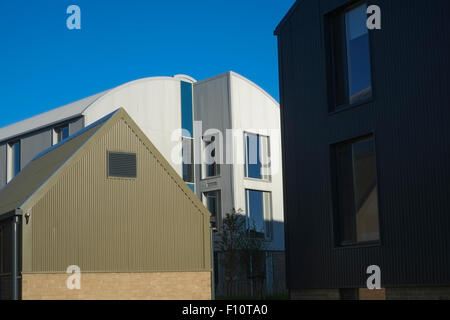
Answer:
[
  {"left": 7, "top": 140, "right": 21, "bottom": 182},
  {"left": 203, "top": 191, "right": 221, "bottom": 229},
  {"left": 331, "top": 135, "right": 379, "bottom": 246},
  {"left": 53, "top": 124, "right": 69, "bottom": 145},
  {"left": 245, "top": 133, "right": 270, "bottom": 180},
  {"left": 326, "top": 2, "right": 372, "bottom": 109},
  {"left": 245, "top": 190, "right": 272, "bottom": 240}
]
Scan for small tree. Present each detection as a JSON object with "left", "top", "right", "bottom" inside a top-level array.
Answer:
[
  {"left": 216, "top": 209, "right": 268, "bottom": 298},
  {"left": 240, "top": 220, "right": 268, "bottom": 299},
  {"left": 215, "top": 209, "right": 246, "bottom": 296}
]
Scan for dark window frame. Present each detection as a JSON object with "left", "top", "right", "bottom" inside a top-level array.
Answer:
[
  {"left": 244, "top": 132, "right": 272, "bottom": 181},
  {"left": 182, "top": 137, "right": 195, "bottom": 183},
  {"left": 324, "top": 0, "right": 374, "bottom": 113},
  {"left": 245, "top": 189, "right": 273, "bottom": 241},
  {"left": 330, "top": 134, "right": 381, "bottom": 248},
  {"left": 203, "top": 190, "right": 221, "bottom": 229}
]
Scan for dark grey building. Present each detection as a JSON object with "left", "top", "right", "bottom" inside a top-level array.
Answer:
[{"left": 275, "top": 0, "right": 450, "bottom": 299}]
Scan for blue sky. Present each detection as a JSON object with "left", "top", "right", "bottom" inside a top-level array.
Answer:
[{"left": 0, "top": 0, "right": 294, "bottom": 128}]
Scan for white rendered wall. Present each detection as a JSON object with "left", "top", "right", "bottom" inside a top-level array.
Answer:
[
  {"left": 229, "top": 73, "right": 285, "bottom": 252},
  {"left": 193, "top": 74, "right": 235, "bottom": 221},
  {"left": 82, "top": 77, "right": 183, "bottom": 176}
]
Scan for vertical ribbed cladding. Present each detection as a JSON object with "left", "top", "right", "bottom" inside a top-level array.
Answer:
[
  {"left": 276, "top": 0, "right": 450, "bottom": 290},
  {"left": 29, "top": 115, "right": 210, "bottom": 273}
]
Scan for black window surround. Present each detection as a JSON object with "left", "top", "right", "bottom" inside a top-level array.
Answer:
[
  {"left": 330, "top": 134, "right": 381, "bottom": 248},
  {"left": 324, "top": 0, "right": 374, "bottom": 113}
]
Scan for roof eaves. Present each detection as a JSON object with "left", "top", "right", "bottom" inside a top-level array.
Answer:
[{"left": 274, "top": 0, "right": 302, "bottom": 36}]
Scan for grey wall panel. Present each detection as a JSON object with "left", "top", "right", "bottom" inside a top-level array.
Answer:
[
  {"left": 277, "top": 0, "right": 450, "bottom": 290},
  {"left": 21, "top": 130, "right": 52, "bottom": 170},
  {"left": 69, "top": 116, "right": 84, "bottom": 136},
  {"left": 0, "top": 144, "right": 6, "bottom": 187}
]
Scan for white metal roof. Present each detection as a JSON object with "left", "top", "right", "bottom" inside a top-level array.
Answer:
[{"left": 0, "top": 90, "right": 110, "bottom": 142}]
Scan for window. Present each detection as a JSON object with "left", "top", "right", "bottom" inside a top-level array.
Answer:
[
  {"left": 245, "top": 190, "right": 272, "bottom": 240},
  {"left": 245, "top": 133, "right": 271, "bottom": 180},
  {"left": 331, "top": 135, "right": 379, "bottom": 246},
  {"left": 7, "top": 140, "right": 21, "bottom": 182},
  {"left": 181, "top": 81, "right": 194, "bottom": 137},
  {"left": 182, "top": 137, "right": 194, "bottom": 183},
  {"left": 326, "top": 2, "right": 372, "bottom": 109},
  {"left": 203, "top": 191, "right": 221, "bottom": 229},
  {"left": 108, "top": 152, "right": 137, "bottom": 178},
  {"left": 203, "top": 136, "right": 220, "bottom": 178},
  {"left": 54, "top": 125, "right": 70, "bottom": 145}
]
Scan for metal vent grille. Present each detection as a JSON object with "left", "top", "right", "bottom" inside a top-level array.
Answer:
[{"left": 108, "top": 152, "right": 137, "bottom": 178}]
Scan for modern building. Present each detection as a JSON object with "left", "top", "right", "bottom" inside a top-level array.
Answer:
[
  {"left": 0, "top": 108, "right": 212, "bottom": 300},
  {"left": 0, "top": 71, "right": 285, "bottom": 297},
  {"left": 275, "top": 0, "right": 450, "bottom": 299}
]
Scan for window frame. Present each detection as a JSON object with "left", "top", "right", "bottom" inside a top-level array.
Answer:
[
  {"left": 330, "top": 134, "right": 381, "bottom": 248},
  {"left": 182, "top": 137, "right": 195, "bottom": 184},
  {"left": 245, "top": 189, "right": 273, "bottom": 241},
  {"left": 244, "top": 132, "right": 271, "bottom": 181},
  {"left": 202, "top": 135, "right": 221, "bottom": 180},
  {"left": 203, "top": 190, "right": 221, "bottom": 229},
  {"left": 53, "top": 124, "right": 70, "bottom": 145},
  {"left": 324, "top": 0, "right": 374, "bottom": 113}
]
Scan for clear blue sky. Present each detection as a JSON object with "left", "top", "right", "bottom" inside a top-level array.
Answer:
[{"left": 0, "top": 0, "right": 294, "bottom": 128}]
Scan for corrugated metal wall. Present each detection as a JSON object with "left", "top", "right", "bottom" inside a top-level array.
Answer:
[
  {"left": 24, "top": 116, "right": 210, "bottom": 273},
  {"left": 0, "top": 217, "right": 13, "bottom": 300},
  {"left": 277, "top": 0, "right": 450, "bottom": 289}
]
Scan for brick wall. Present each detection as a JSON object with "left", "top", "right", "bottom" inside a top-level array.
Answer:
[
  {"left": 290, "top": 288, "right": 340, "bottom": 300},
  {"left": 359, "top": 288, "right": 386, "bottom": 300},
  {"left": 386, "top": 286, "right": 450, "bottom": 300},
  {"left": 22, "top": 271, "right": 211, "bottom": 300}
]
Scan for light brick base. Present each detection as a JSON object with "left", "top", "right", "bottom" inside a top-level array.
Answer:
[{"left": 22, "top": 272, "right": 211, "bottom": 300}]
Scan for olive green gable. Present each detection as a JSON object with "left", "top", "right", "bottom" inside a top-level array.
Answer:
[
  {"left": 19, "top": 108, "right": 211, "bottom": 273},
  {"left": 0, "top": 121, "right": 105, "bottom": 216}
]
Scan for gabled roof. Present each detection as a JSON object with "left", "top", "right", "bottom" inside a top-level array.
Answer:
[
  {"left": 274, "top": 0, "right": 301, "bottom": 36},
  {"left": 0, "top": 90, "right": 110, "bottom": 143},
  {"left": 0, "top": 114, "right": 111, "bottom": 215},
  {"left": 0, "top": 108, "right": 209, "bottom": 219}
]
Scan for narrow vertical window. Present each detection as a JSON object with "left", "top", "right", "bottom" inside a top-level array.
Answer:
[
  {"left": 245, "top": 133, "right": 271, "bottom": 180},
  {"left": 326, "top": 2, "right": 372, "bottom": 109},
  {"left": 181, "top": 81, "right": 195, "bottom": 188},
  {"left": 182, "top": 137, "right": 194, "bottom": 184},
  {"left": 332, "top": 135, "right": 380, "bottom": 246},
  {"left": 203, "top": 191, "right": 221, "bottom": 229},
  {"left": 203, "top": 135, "right": 220, "bottom": 178}
]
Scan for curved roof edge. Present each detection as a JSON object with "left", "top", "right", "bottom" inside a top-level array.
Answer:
[
  {"left": 195, "top": 71, "right": 279, "bottom": 107},
  {"left": 0, "top": 76, "right": 184, "bottom": 143}
]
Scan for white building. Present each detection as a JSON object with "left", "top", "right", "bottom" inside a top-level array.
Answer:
[{"left": 0, "top": 71, "right": 285, "bottom": 296}]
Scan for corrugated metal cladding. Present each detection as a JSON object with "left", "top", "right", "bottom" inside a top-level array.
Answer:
[
  {"left": 276, "top": 0, "right": 450, "bottom": 289},
  {"left": 25, "top": 115, "right": 210, "bottom": 273},
  {"left": 0, "top": 218, "right": 13, "bottom": 300}
]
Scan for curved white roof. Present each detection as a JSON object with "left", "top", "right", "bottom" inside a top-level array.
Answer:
[
  {"left": 0, "top": 76, "right": 181, "bottom": 143},
  {"left": 0, "top": 72, "right": 278, "bottom": 143}
]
